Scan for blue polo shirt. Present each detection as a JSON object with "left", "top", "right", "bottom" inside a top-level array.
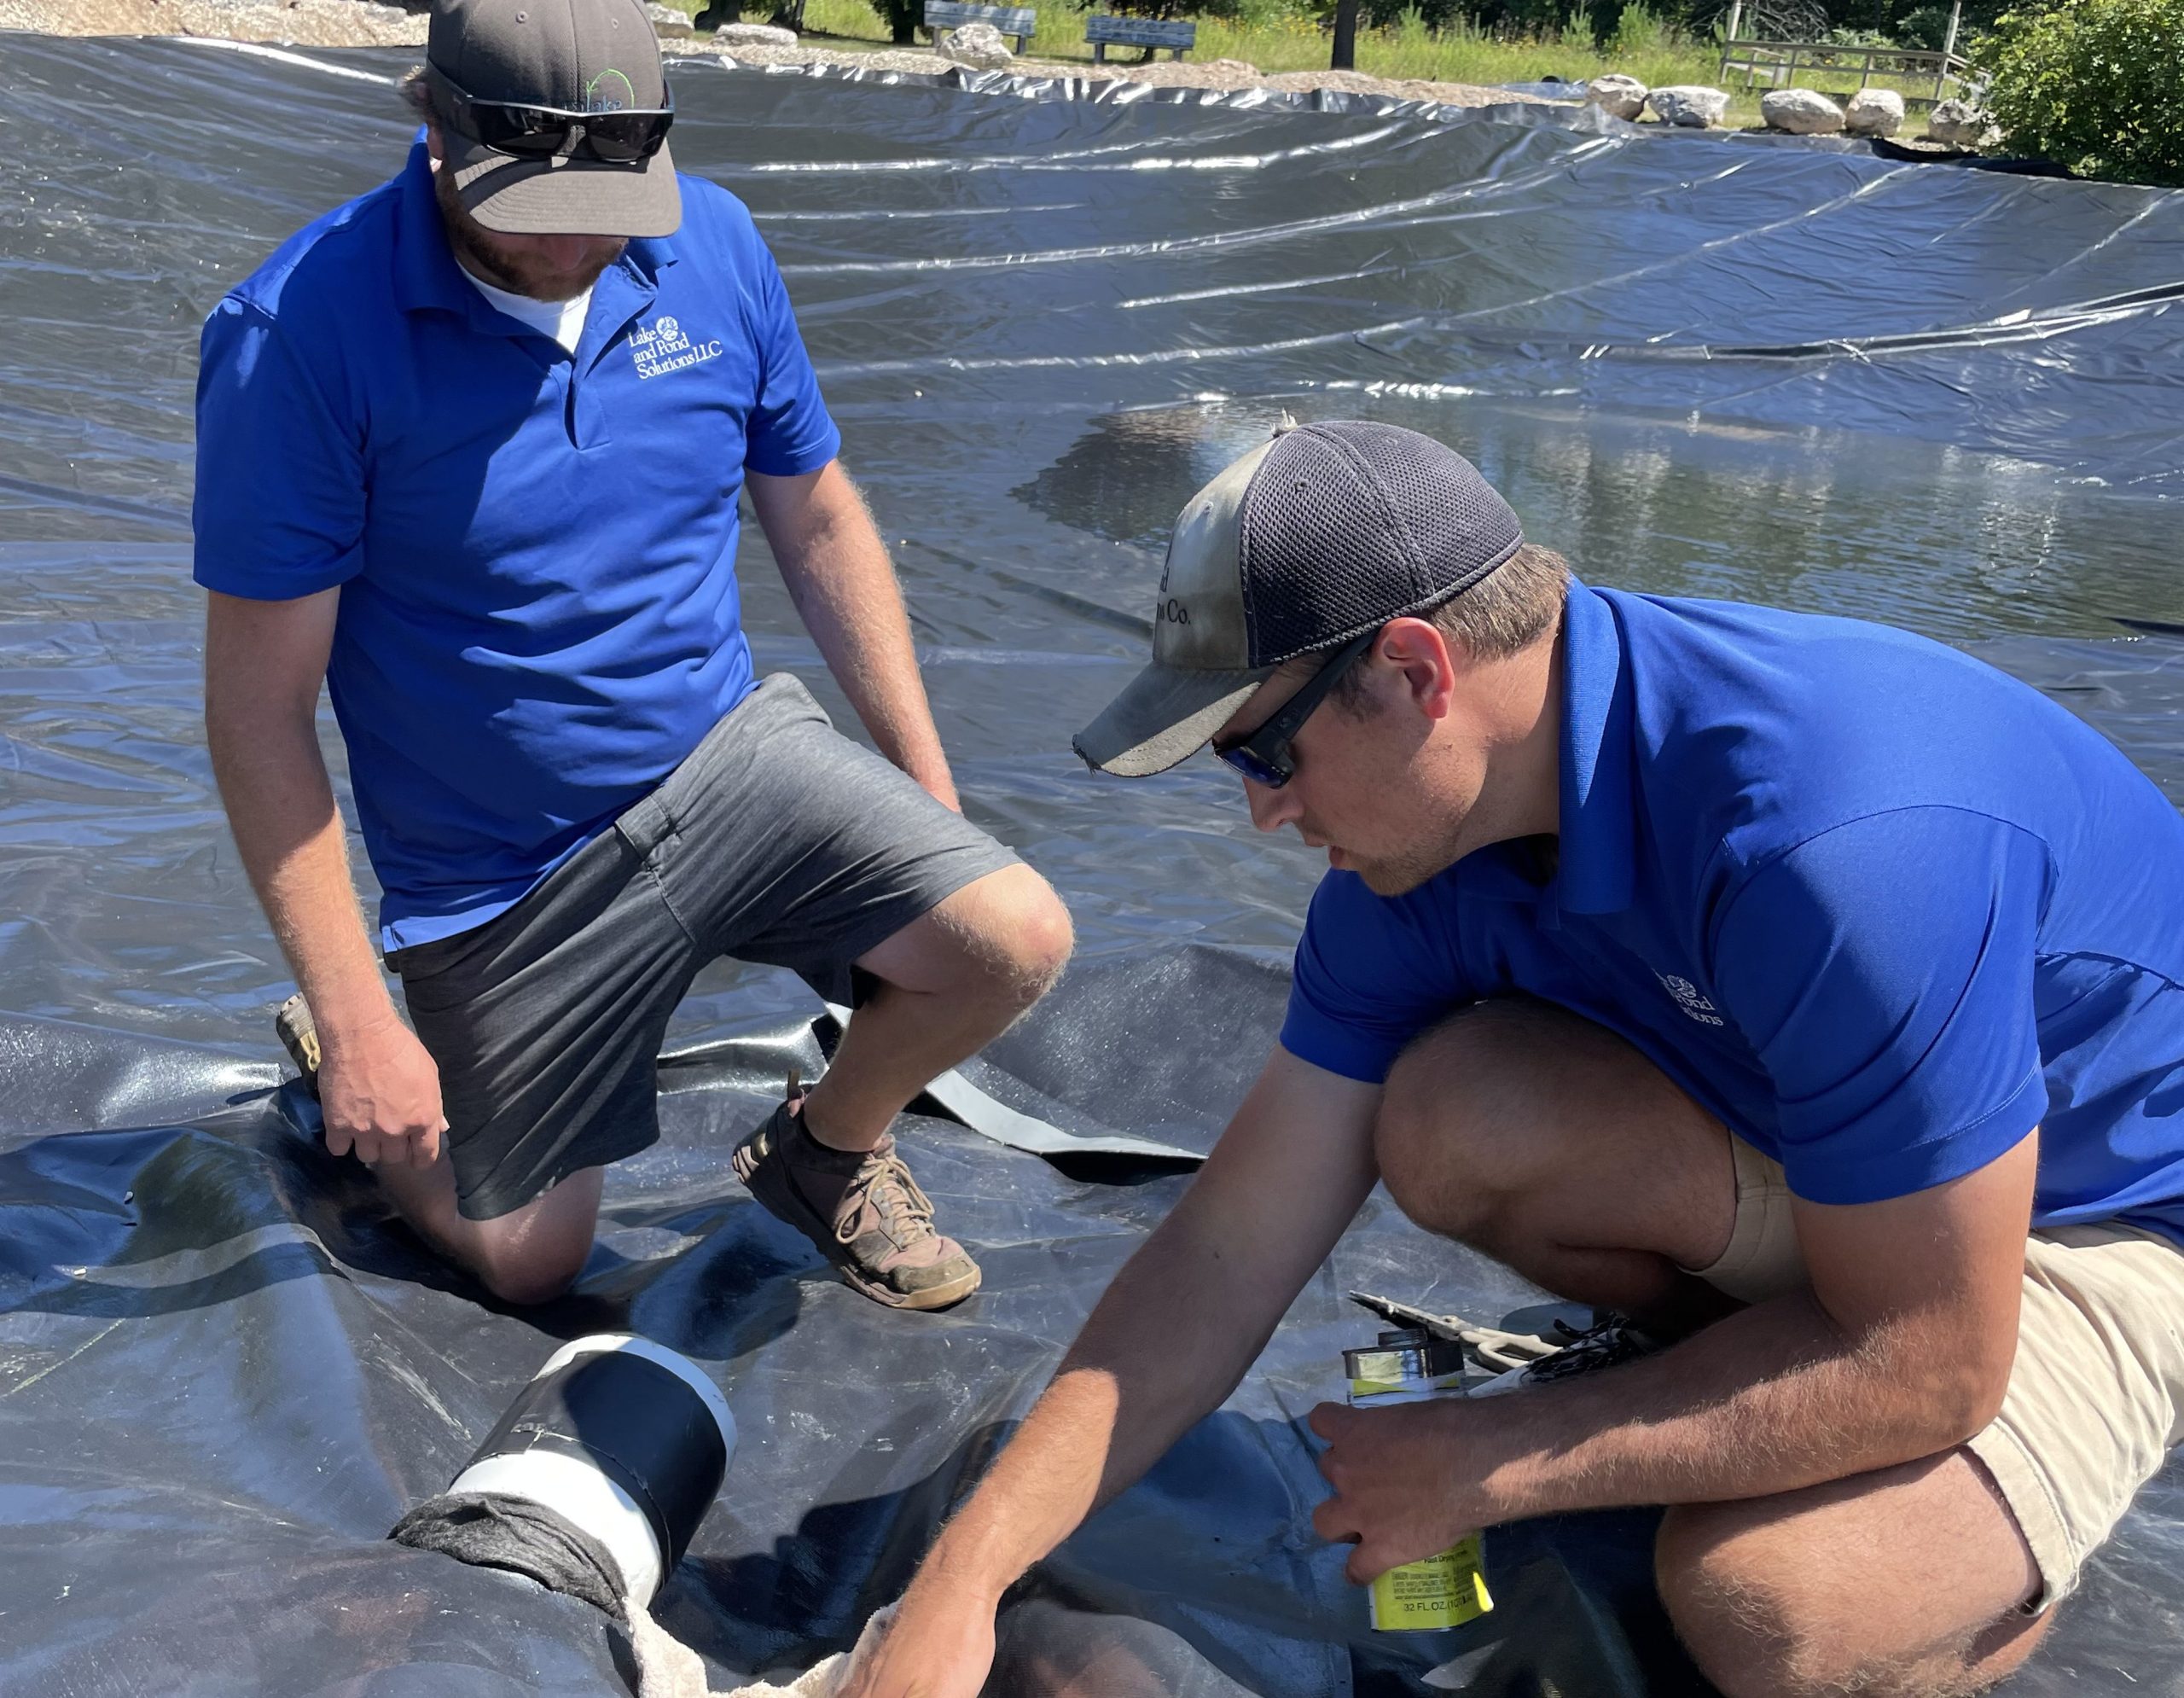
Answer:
[
  {"left": 1282, "top": 583, "right": 2184, "bottom": 1247},
  {"left": 193, "top": 143, "right": 841, "bottom": 950}
]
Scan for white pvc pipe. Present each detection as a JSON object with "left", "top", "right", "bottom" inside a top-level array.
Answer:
[{"left": 450, "top": 1333, "right": 738, "bottom": 1603}]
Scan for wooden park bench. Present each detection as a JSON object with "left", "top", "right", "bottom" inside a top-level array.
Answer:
[
  {"left": 1084, "top": 14, "right": 1196, "bottom": 61},
  {"left": 922, "top": 0, "right": 1038, "bottom": 55}
]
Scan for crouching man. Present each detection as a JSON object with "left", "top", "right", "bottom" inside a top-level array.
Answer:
[{"left": 845, "top": 421, "right": 2184, "bottom": 1696}]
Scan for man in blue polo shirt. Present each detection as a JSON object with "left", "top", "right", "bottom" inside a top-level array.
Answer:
[
  {"left": 194, "top": 0, "right": 1071, "bottom": 1312},
  {"left": 845, "top": 422, "right": 2184, "bottom": 1698}
]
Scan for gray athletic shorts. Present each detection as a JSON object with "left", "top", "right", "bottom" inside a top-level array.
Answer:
[{"left": 386, "top": 674, "right": 1019, "bottom": 1222}]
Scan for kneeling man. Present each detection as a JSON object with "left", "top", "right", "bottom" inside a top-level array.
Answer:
[
  {"left": 197, "top": 0, "right": 1071, "bottom": 1311},
  {"left": 848, "top": 421, "right": 2184, "bottom": 1696}
]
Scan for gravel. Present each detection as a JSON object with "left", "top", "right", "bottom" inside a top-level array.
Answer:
[{"left": 0, "top": 0, "right": 427, "bottom": 46}]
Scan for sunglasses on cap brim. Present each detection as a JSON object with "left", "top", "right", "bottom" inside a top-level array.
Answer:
[{"left": 428, "top": 67, "right": 675, "bottom": 165}]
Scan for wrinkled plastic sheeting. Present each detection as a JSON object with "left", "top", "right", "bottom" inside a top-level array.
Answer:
[
  {"left": 2, "top": 31, "right": 2181, "bottom": 1695},
  {"left": 693, "top": 55, "right": 2184, "bottom": 491}
]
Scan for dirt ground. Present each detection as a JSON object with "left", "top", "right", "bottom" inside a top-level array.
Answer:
[{"left": 0, "top": 0, "right": 1548, "bottom": 110}]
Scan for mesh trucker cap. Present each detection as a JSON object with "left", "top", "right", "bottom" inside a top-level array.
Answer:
[
  {"left": 1072, "top": 420, "right": 1525, "bottom": 776},
  {"left": 428, "top": 0, "right": 681, "bottom": 240}
]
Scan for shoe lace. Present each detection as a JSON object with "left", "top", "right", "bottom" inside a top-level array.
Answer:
[{"left": 836, "top": 1148, "right": 938, "bottom": 1247}]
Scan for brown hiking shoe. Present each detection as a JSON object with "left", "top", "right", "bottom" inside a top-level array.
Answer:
[{"left": 731, "top": 1075, "right": 982, "bottom": 1311}]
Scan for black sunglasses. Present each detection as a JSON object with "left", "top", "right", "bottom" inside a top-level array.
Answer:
[
  {"left": 428, "top": 67, "right": 676, "bottom": 165},
  {"left": 1212, "top": 627, "right": 1380, "bottom": 789}
]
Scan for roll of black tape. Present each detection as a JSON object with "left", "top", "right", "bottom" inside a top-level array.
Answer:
[{"left": 449, "top": 1335, "right": 736, "bottom": 1602}]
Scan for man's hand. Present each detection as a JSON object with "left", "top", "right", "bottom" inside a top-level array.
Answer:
[
  {"left": 317, "top": 1010, "right": 449, "bottom": 1167},
  {"left": 835, "top": 1585, "right": 996, "bottom": 1698},
  {"left": 1309, "top": 1397, "right": 1480, "bottom": 1584}
]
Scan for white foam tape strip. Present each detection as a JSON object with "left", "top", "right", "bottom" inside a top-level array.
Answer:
[
  {"left": 534, "top": 1334, "right": 737, "bottom": 1459},
  {"left": 451, "top": 1449, "right": 664, "bottom": 1604}
]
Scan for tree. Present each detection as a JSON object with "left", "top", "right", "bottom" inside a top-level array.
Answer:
[
  {"left": 1981, "top": 0, "right": 2184, "bottom": 184},
  {"left": 1332, "top": 0, "right": 1360, "bottom": 65}
]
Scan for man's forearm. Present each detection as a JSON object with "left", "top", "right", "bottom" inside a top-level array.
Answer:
[
  {"left": 914, "top": 1205, "right": 1284, "bottom": 1602},
  {"left": 915, "top": 1368, "right": 1126, "bottom": 1606},
  {"left": 208, "top": 709, "right": 394, "bottom": 1045},
  {"left": 854, "top": 1055, "right": 1380, "bottom": 1695},
  {"left": 767, "top": 473, "right": 956, "bottom": 803},
  {"left": 1467, "top": 1288, "right": 1996, "bottom": 1525}
]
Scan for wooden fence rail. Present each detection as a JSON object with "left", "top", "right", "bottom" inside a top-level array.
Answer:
[{"left": 1716, "top": 0, "right": 1974, "bottom": 104}]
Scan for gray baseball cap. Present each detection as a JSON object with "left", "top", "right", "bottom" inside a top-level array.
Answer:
[
  {"left": 428, "top": 0, "right": 681, "bottom": 240},
  {"left": 1072, "top": 420, "right": 1525, "bottom": 776}
]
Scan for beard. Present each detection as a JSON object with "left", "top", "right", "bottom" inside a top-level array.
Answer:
[
  {"left": 1336, "top": 811, "right": 1476, "bottom": 898},
  {"left": 1351, "top": 842, "right": 1463, "bottom": 898},
  {"left": 432, "top": 160, "right": 626, "bottom": 301}
]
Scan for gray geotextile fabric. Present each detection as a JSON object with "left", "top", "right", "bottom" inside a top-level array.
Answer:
[{"left": 392, "top": 1492, "right": 631, "bottom": 1619}]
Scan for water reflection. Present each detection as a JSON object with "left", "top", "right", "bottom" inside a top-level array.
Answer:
[
  {"left": 1012, "top": 398, "right": 2181, "bottom": 645},
  {"left": 1008, "top": 409, "right": 1247, "bottom": 550}
]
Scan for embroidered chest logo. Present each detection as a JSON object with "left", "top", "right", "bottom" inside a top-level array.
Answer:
[
  {"left": 629, "top": 314, "right": 723, "bottom": 381},
  {"left": 1655, "top": 970, "right": 1725, "bottom": 1027}
]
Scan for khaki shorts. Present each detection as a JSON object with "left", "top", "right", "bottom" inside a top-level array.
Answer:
[{"left": 1686, "top": 1137, "right": 2184, "bottom": 1606}]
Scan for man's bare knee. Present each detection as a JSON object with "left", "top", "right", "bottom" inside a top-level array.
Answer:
[
  {"left": 477, "top": 1261, "right": 582, "bottom": 1306},
  {"left": 1374, "top": 1003, "right": 1565, "bottom": 1241},
  {"left": 468, "top": 1238, "right": 590, "bottom": 1306},
  {"left": 986, "top": 867, "right": 1073, "bottom": 1007},
  {"left": 1658, "top": 1503, "right": 1834, "bottom": 1698},
  {"left": 400, "top": 1168, "right": 601, "bottom": 1307},
  {"left": 1657, "top": 1501, "right": 2034, "bottom": 1698},
  {"left": 915, "top": 864, "right": 1074, "bottom": 1011}
]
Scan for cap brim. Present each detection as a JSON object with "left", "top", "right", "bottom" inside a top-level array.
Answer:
[
  {"left": 450, "top": 137, "right": 681, "bottom": 240},
  {"left": 1072, "top": 660, "right": 1273, "bottom": 776}
]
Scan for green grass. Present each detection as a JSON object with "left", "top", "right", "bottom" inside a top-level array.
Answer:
[
  {"left": 777, "top": 0, "right": 1721, "bottom": 84},
  {"left": 684, "top": 0, "right": 1942, "bottom": 129}
]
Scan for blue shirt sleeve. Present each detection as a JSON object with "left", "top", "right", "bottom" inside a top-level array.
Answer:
[
  {"left": 741, "top": 233, "right": 840, "bottom": 480},
  {"left": 191, "top": 298, "right": 367, "bottom": 601},
  {"left": 1279, "top": 871, "right": 1475, "bottom": 1083},
  {"left": 1711, "top": 806, "right": 2051, "bottom": 1207}
]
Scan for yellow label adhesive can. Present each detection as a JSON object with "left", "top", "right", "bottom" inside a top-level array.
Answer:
[{"left": 1343, "top": 1329, "right": 1495, "bottom": 1632}]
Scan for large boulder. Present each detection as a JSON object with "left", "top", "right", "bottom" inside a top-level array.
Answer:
[
  {"left": 938, "top": 19, "right": 1014, "bottom": 67},
  {"left": 1761, "top": 87, "right": 1844, "bottom": 133},
  {"left": 710, "top": 20, "right": 799, "bottom": 44},
  {"left": 1586, "top": 73, "right": 1648, "bottom": 120},
  {"left": 1647, "top": 85, "right": 1731, "bottom": 128},
  {"left": 1928, "top": 97, "right": 2000, "bottom": 148},
  {"left": 644, "top": 2, "right": 693, "bottom": 37},
  {"left": 1843, "top": 88, "right": 1905, "bottom": 137}
]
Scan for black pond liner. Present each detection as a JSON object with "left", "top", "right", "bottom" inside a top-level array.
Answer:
[{"left": 1, "top": 29, "right": 2178, "bottom": 1694}]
